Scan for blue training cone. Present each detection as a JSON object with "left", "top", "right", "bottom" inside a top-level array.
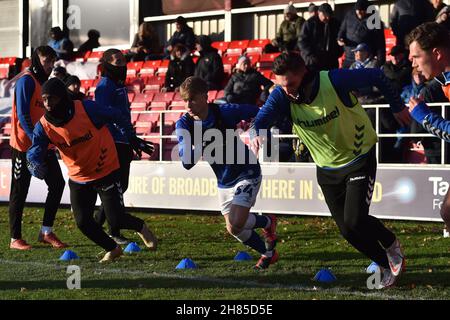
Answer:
[
  {"left": 59, "top": 250, "right": 79, "bottom": 261},
  {"left": 313, "top": 268, "right": 337, "bottom": 283},
  {"left": 176, "top": 258, "right": 197, "bottom": 269},
  {"left": 366, "top": 261, "right": 380, "bottom": 274},
  {"left": 124, "top": 242, "right": 141, "bottom": 253},
  {"left": 234, "top": 251, "right": 252, "bottom": 261}
]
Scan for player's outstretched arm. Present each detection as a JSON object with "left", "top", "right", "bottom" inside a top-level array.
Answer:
[
  {"left": 409, "top": 97, "right": 450, "bottom": 143},
  {"left": 329, "top": 68, "right": 411, "bottom": 127},
  {"left": 26, "top": 122, "right": 50, "bottom": 179}
]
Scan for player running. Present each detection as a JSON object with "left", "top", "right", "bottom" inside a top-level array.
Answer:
[
  {"left": 250, "top": 51, "right": 409, "bottom": 287},
  {"left": 175, "top": 76, "right": 278, "bottom": 270},
  {"left": 26, "top": 78, "right": 157, "bottom": 262},
  {"left": 93, "top": 49, "right": 138, "bottom": 245},
  {"left": 407, "top": 22, "right": 450, "bottom": 235},
  {"left": 8, "top": 46, "right": 67, "bottom": 250}
]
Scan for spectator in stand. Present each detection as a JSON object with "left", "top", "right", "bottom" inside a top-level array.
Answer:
[
  {"left": 338, "top": 0, "right": 386, "bottom": 68},
  {"left": 390, "top": 0, "right": 435, "bottom": 47},
  {"left": 48, "top": 27, "right": 74, "bottom": 61},
  {"left": 128, "top": 22, "right": 161, "bottom": 61},
  {"left": 194, "top": 35, "right": 224, "bottom": 91},
  {"left": 77, "top": 29, "right": 101, "bottom": 58},
  {"left": 349, "top": 43, "right": 380, "bottom": 104},
  {"left": 223, "top": 56, "right": 273, "bottom": 105},
  {"left": 65, "top": 75, "right": 85, "bottom": 101},
  {"left": 307, "top": 3, "right": 318, "bottom": 20},
  {"left": 265, "top": 2, "right": 305, "bottom": 53},
  {"left": 163, "top": 43, "right": 195, "bottom": 92},
  {"left": 431, "top": 0, "right": 446, "bottom": 18},
  {"left": 436, "top": 5, "right": 450, "bottom": 30},
  {"left": 165, "top": 16, "right": 196, "bottom": 57},
  {"left": 298, "top": 3, "right": 343, "bottom": 72},
  {"left": 400, "top": 68, "right": 426, "bottom": 105},
  {"left": 382, "top": 45, "right": 412, "bottom": 93}
]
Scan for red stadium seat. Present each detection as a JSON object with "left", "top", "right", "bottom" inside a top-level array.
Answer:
[
  {"left": 127, "top": 92, "right": 136, "bottom": 103},
  {"left": 131, "top": 112, "right": 139, "bottom": 124},
  {"left": 258, "top": 52, "right": 281, "bottom": 69},
  {"left": 170, "top": 100, "right": 185, "bottom": 108},
  {"left": 173, "top": 91, "right": 183, "bottom": 101},
  {"left": 140, "top": 60, "right": 161, "bottom": 77},
  {"left": 0, "top": 66, "right": 9, "bottom": 79},
  {"left": 127, "top": 61, "right": 144, "bottom": 77},
  {"left": 87, "top": 51, "right": 104, "bottom": 62},
  {"left": 228, "top": 40, "right": 249, "bottom": 50},
  {"left": 130, "top": 103, "right": 147, "bottom": 111},
  {"left": 169, "top": 105, "right": 185, "bottom": 111},
  {"left": 208, "top": 90, "right": 218, "bottom": 102},
  {"left": 247, "top": 39, "right": 270, "bottom": 53},
  {"left": 216, "top": 90, "right": 225, "bottom": 99},
  {"left": 222, "top": 55, "right": 239, "bottom": 66},
  {"left": 226, "top": 48, "right": 244, "bottom": 56},
  {"left": 134, "top": 92, "right": 154, "bottom": 104},
  {"left": 3, "top": 57, "right": 17, "bottom": 66},
  {"left": 164, "top": 112, "right": 183, "bottom": 125},
  {"left": 260, "top": 70, "right": 273, "bottom": 79},
  {"left": 153, "top": 92, "right": 175, "bottom": 103},
  {"left": 157, "top": 60, "right": 169, "bottom": 75},
  {"left": 138, "top": 112, "right": 160, "bottom": 125},
  {"left": 126, "top": 77, "right": 145, "bottom": 93},
  {"left": 144, "top": 75, "right": 165, "bottom": 91},
  {"left": 211, "top": 41, "right": 230, "bottom": 55},
  {"left": 149, "top": 101, "right": 168, "bottom": 109},
  {"left": 247, "top": 53, "right": 261, "bottom": 66},
  {"left": 80, "top": 79, "right": 94, "bottom": 90}
]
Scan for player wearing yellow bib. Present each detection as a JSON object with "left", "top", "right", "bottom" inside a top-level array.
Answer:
[{"left": 250, "top": 51, "right": 411, "bottom": 288}]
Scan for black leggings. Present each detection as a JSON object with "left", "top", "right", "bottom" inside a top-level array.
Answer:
[
  {"left": 69, "top": 171, "right": 144, "bottom": 251},
  {"left": 317, "top": 148, "right": 396, "bottom": 269},
  {"left": 94, "top": 143, "right": 133, "bottom": 236},
  {"left": 9, "top": 148, "right": 65, "bottom": 239}
]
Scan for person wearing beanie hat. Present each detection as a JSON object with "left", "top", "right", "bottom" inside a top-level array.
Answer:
[
  {"left": 298, "top": 2, "right": 343, "bottom": 71},
  {"left": 308, "top": 3, "right": 318, "bottom": 19},
  {"left": 165, "top": 15, "right": 196, "bottom": 56},
  {"left": 8, "top": 45, "right": 68, "bottom": 251},
  {"left": 223, "top": 55, "right": 273, "bottom": 104},
  {"left": 338, "top": 0, "right": 386, "bottom": 68},
  {"left": 27, "top": 78, "right": 158, "bottom": 262},
  {"left": 267, "top": 2, "right": 305, "bottom": 53},
  {"left": 194, "top": 35, "right": 224, "bottom": 90}
]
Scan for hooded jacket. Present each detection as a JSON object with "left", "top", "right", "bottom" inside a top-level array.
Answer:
[{"left": 194, "top": 36, "right": 224, "bottom": 91}]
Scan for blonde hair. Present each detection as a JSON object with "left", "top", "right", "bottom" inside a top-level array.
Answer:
[{"left": 180, "top": 77, "right": 208, "bottom": 101}]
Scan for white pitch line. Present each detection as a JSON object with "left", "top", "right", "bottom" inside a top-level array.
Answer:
[{"left": 0, "top": 259, "right": 419, "bottom": 300}]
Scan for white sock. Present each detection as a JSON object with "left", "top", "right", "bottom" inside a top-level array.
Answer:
[
  {"left": 11, "top": 238, "right": 17, "bottom": 243},
  {"left": 41, "top": 226, "right": 52, "bottom": 235}
]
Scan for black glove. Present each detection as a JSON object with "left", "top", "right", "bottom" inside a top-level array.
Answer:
[{"left": 129, "top": 135, "right": 155, "bottom": 159}]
